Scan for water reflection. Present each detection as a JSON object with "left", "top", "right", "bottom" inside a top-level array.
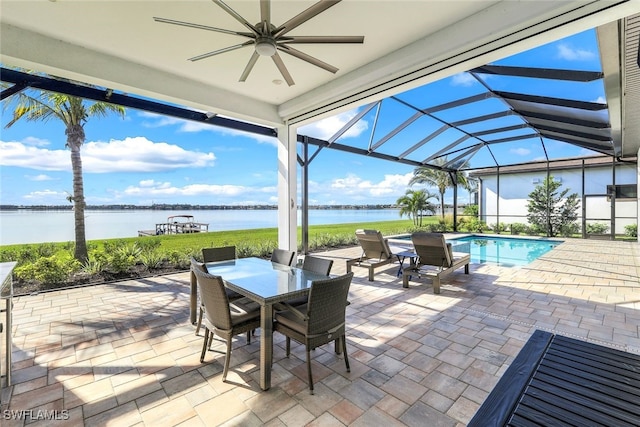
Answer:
[{"left": 449, "top": 236, "right": 562, "bottom": 266}]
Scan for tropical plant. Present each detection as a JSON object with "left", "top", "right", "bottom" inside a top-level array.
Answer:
[
  {"left": 396, "top": 189, "right": 437, "bottom": 226},
  {"left": 624, "top": 224, "right": 637, "bottom": 238},
  {"left": 526, "top": 176, "right": 579, "bottom": 237},
  {"left": 3, "top": 80, "right": 125, "bottom": 263},
  {"left": 510, "top": 223, "right": 527, "bottom": 235},
  {"left": 586, "top": 222, "right": 609, "bottom": 234},
  {"left": 409, "top": 157, "right": 468, "bottom": 218},
  {"left": 463, "top": 204, "right": 479, "bottom": 216}
]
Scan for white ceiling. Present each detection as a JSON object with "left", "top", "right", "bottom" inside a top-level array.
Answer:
[{"left": 2, "top": 1, "right": 640, "bottom": 128}]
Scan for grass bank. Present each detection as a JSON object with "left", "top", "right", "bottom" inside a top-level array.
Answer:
[{"left": 0, "top": 219, "right": 433, "bottom": 295}]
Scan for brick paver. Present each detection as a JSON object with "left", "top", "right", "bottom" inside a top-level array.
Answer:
[{"left": 1, "top": 237, "right": 638, "bottom": 426}]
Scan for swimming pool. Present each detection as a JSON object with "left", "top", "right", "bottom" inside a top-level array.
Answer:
[
  {"left": 391, "top": 234, "right": 563, "bottom": 267},
  {"left": 449, "top": 235, "right": 563, "bottom": 266}
]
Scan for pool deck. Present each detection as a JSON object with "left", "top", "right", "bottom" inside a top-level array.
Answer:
[{"left": 1, "top": 236, "right": 639, "bottom": 426}]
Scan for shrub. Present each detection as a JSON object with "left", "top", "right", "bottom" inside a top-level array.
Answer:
[
  {"left": 489, "top": 222, "right": 509, "bottom": 233},
  {"left": 437, "top": 214, "right": 454, "bottom": 231},
  {"left": 139, "top": 250, "right": 165, "bottom": 270},
  {"left": 463, "top": 204, "right": 478, "bottom": 216},
  {"left": 236, "top": 242, "right": 255, "bottom": 258},
  {"left": 510, "top": 223, "right": 527, "bottom": 235},
  {"left": 166, "top": 249, "right": 193, "bottom": 269},
  {"left": 559, "top": 222, "right": 580, "bottom": 237},
  {"left": 586, "top": 222, "right": 609, "bottom": 234},
  {"left": 460, "top": 218, "right": 485, "bottom": 233},
  {"left": 15, "top": 251, "right": 80, "bottom": 284},
  {"left": 82, "top": 258, "right": 106, "bottom": 275},
  {"left": 624, "top": 224, "right": 637, "bottom": 238},
  {"left": 107, "top": 243, "right": 141, "bottom": 273}
]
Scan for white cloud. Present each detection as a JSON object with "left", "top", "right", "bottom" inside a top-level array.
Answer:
[
  {"left": 26, "top": 174, "right": 55, "bottom": 181},
  {"left": 22, "top": 136, "right": 51, "bottom": 147},
  {"left": 0, "top": 136, "right": 216, "bottom": 173},
  {"left": 119, "top": 181, "right": 277, "bottom": 200},
  {"left": 510, "top": 147, "right": 531, "bottom": 156},
  {"left": 556, "top": 44, "right": 596, "bottom": 61},
  {"left": 298, "top": 109, "right": 369, "bottom": 141},
  {"left": 322, "top": 172, "right": 414, "bottom": 201},
  {"left": 451, "top": 73, "right": 476, "bottom": 87},
  {"left": 0, "top": 141, "right": 69, "bottom": 171}
]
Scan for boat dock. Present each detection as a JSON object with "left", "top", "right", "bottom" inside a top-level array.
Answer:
[{"left": 138, "top": 215, "right": 209, "bottom": 236}]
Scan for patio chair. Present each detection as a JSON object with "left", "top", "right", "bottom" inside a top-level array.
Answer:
[
  {"left": 271, "top": 248, "right": 295, "bottom": 266},
  {"left": 302, "top": 254, "right": 334, "bottom": 275},
  {"left": 191, "top": 256, "right": 243, "bottom": 336},
  {"left": 202, "top": 245, "right": 236, "bottom": 263},
  {"left": 192, "top": 268, "right": 261, "bottom": 381},
  {"left": 346, "top": 229, "right": 396, "bottom": 281},
  {"left": 274, "top": 272, "right": 354, "bottom": 394},
  {"left": 282, "top": 255, "right": 334, "bottom": 308},
  {"left": 402, "top": 232, "right": 470, "bottom": 294}
]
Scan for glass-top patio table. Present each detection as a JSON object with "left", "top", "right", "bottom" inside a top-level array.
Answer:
[{"left": 203, "top": 257, "right": 332, "bottom": 390}]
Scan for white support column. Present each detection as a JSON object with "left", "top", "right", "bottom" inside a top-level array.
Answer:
[
  {"left": 637, "top": 148, "right": 639, "bottom": 243},
  {"left": 277, "top": 124, "right": 298, "bottom": 252}
]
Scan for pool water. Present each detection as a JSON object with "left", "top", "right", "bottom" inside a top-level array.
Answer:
[
  {"left": 449, "top": 235, "right": 562, "bottom": 266},
  {"left": 392, "top": 234, "right": 563, "bottom": 267}
]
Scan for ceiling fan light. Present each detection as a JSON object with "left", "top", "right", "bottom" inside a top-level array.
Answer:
[{"left": 255, "top": 38, "right": 277, "bottom": 57}]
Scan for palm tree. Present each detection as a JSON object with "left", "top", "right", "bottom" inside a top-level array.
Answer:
[
  {"left": 4, "top": 89, "right": 125, "bottom": 263},
  {"left": 396, "top": 189, "right": 437, "bottom": 226},
  {"left": 409, "top": 157, "right": 468, "bottom": 218}
]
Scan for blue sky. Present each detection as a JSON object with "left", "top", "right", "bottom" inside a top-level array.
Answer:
[{"left": 0, "top": 29, "right": 604, "bottom": 207}]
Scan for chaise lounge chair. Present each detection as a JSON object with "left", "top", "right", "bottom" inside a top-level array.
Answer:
[
  {"left": 402, "top": 232, "right": 470, "bottom": 293},
  {"left": 346, "top": 229, "right": 396, "bottom": 281}
]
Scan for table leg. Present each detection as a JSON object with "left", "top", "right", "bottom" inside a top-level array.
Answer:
[
  {"left": 259, "top": 304, "right": 273, "bottom": 390},
  {"left": 189, "top": 271, "right": 197, "bottom": 325},
  {"left": 396, "top": 255, "right": 405, "bottom": 277}
]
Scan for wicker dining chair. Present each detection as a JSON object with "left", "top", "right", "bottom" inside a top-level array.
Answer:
[
  {"left": 192, "top": 267, "right": 261, "bottom": 381},
  {"left": 191, "top": 256, "right": 243, "bottom": 336},
  {"left": 202, "top": 245, "right": 236, "bottom": 263},
  {"left": 270, "top": 248, "right": 296, "bottom": 266},
  {"left": 281, "top": 255, "right": 335, "bottom": 308},
  {"left": 274, "top": 272, "right": 354, "bottom": 394},
  {"left": 302, "top": 255, "right": 333, "bottom": 275}
]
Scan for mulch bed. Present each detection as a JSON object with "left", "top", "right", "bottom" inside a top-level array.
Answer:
[{"left": 12, "top": 264, "right": 187, "bottom": 296}]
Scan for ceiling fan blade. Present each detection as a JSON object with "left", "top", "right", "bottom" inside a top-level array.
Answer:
[
  {"left": 212, "top": 0, "right": 259, "bottom": 35},
  {"left": 278, "top": 45, "right": 338, "bottom": 74},
  {"left": 274, "top": 0, "right": 341, "bottom": 37},
  {"left": 271, "top": 53, "right": 295, "bottom": 86},
  {"left": 260, "top": 0, "right": 271, "bottom": 28},
  {"left": 239, "top": 52, "right": 260, "bottom": 82},
  {"left": 153, "top": 17, "right": 252, "bottom": 37},
  {"left": 188, "top": 41, "right": 253, "bottom": 62},
  {"left": 281, "top": 35, "right": 364, "bottom": 44}
]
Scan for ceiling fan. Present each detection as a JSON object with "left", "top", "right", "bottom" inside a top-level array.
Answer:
[{"left": 154, "top": 0, "right": 364, "bottom": 86}]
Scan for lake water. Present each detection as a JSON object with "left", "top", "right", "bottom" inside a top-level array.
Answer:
[{"left": 0, "top": 209, "right": 402, "bottom": 245}]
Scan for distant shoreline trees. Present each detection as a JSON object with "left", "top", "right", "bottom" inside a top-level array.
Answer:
[{"left": 0, "top": 204, "right": 400, "bottom": 211}]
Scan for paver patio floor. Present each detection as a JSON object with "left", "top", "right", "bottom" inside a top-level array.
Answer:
[{"left": 1, "top": 237, "right": 639, "bottom": 426}]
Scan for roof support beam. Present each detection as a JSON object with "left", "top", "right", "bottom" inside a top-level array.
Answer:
[
  {"left": 0, "top": 67, "right": 277, "bottom": 138},
  {"left": 495, "top": 90, "right": 608, "bottom": 110},
  {"left": 472, "top": 65, "right": 603, "bottom": 81}
]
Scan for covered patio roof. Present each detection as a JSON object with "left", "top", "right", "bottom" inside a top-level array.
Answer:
[
  {"left": 2, "top": 1, "right": 640, "bottom": 172},
  {"left": 2, "top": 1, "right": 640, "bottom": 251}
]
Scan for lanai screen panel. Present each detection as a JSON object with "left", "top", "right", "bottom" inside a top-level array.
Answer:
[{"left": 301, "top": 28, "right": 613, "bottom": 173}]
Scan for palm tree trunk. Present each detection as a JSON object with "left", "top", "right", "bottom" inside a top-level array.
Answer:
[
  {"left": 440, "top": 191, "right": 446, "bottom": 218},
  {"left": 67, "top": 125, "right": 88, "bottom": 263}
]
